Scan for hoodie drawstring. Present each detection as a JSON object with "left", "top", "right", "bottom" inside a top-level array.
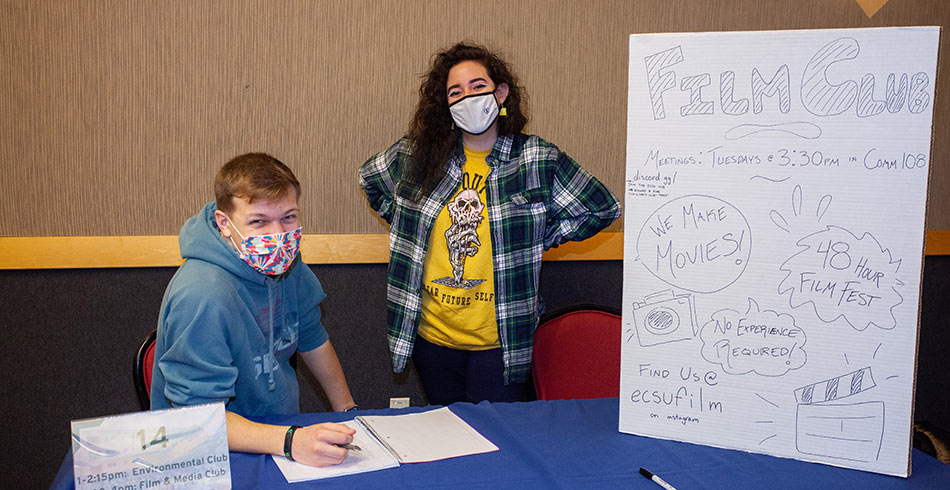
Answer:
[{"left": 266, "top": 279, "right": 276, "bottom": 392}]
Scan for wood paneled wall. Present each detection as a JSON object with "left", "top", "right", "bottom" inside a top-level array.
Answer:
[{"left": 1, "top": 1, "right": 947, "bottom": 241}]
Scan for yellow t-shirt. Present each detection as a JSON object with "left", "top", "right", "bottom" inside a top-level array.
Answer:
[{"left": 417, "top": 146, "right": 498, "bottom": 350}]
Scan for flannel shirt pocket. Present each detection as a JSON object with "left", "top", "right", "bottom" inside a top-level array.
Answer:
[{"left": 503, "top": 188, "right": 548, "bottom": 251}]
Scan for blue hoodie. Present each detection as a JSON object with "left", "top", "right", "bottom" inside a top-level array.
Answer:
[{"left": 150, "top": 202, "right": 328, "bottom": 417}]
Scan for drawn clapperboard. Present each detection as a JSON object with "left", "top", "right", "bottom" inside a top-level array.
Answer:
[
  {"left": 794, "top": 367, "right": 882, "bottom": 462},
  {"left": 618, "top": 27, "right": 939, "bottom": 477}
]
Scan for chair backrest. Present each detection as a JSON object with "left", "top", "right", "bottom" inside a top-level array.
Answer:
[
  {"left": 133, "top": 329, "right": 157, "bottom": 410},
  {"left": 532, "top": 304, "right": 622, "bottom": 401}
]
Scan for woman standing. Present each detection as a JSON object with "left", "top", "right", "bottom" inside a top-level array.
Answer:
[{"left": 360, "top": 42, "right": 621, "bottom": 405}]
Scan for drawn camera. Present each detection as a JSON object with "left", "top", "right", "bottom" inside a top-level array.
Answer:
[{"left": 632, "top": 290, "right": 697, "bottom": 347}]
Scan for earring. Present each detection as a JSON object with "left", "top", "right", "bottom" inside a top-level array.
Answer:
[{"left": 499, "top": 106, "right": 508, "bottom": 116}]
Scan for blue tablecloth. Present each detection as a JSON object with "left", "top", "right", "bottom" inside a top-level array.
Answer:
[{"left": 51, "top": 398, "right": 950, "bottom": 489}]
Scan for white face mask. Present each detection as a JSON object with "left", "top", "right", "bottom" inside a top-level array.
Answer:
[{"left": 449, "top": 91, "right": 499, "bottom": 135}]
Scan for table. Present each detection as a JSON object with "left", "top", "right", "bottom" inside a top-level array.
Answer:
[{"left": 51, "top": 398, "right": 950, "bottom": 489}]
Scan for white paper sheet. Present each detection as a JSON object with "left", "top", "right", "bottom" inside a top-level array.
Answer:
[
  {"left": 357, "top": 407, "right": 499, "bottom": 463},
  {"left": 272, "top": 420, "right": 398, "bottom": 483},
  {"left": 272, "top": 407, "right": 499, "bottom": 482}
]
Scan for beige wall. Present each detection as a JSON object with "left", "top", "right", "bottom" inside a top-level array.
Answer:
[{"left": 1, "top": 0, "right": 948, "bottom": 238}]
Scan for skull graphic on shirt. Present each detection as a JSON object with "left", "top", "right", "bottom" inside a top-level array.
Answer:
[{"left": 445, "top": 189, "right": 484, "bottom": 285}]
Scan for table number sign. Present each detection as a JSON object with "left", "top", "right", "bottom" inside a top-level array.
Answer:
[{"left": 71, "top": 403, "right": 230, "bottom": 489}]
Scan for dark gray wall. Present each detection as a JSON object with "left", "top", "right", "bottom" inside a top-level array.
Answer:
[
  {"left": 2, "top": 258, "right": 946, "bottom": 490},
  {"left": 914, "top": 256, "right": 950, "bottom": 429},
  {"left": 0, "top": 260, "right": 623, "bottom": 490}
]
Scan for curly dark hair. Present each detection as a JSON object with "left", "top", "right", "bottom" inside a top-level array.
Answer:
[{"left": 401, "top": 42, "right": 528, "bottom": 198}]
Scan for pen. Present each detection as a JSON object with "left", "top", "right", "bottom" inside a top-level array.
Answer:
[
  {"left": 336, "top": 443, "right": 362, "bottom": 452},
  {"left": 639, "top": 467, "right": 677, "bottom": 490}
]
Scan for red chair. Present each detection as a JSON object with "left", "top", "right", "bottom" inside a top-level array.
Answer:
[
  {"left": 133, "top": 329, "right": 157, "bottom": 410},
  {"left": 532, "top": 304, "right": 622, "bottom": 400}
]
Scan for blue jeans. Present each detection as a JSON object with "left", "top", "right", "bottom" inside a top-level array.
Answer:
[{"left": 412, "top": 336, "right": 526, "bottom": 405}]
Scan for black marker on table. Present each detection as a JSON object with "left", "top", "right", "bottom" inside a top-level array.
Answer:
[{"left": 639, "top": 467, "right": 677, "bottom": 490}]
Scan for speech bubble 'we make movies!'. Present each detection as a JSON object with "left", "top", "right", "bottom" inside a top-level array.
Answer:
[{"left": 638, "top": 194, "right": 752, "bottom": 294}]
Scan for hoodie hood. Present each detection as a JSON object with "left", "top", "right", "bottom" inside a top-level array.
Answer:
[
  {"left": 180, "top": 201, "right": 283, "bottom": 391},
  {"left": 179, "top": 201, "right": 270, "bottom": 286},
  {"left": 151, "top": 202, "right": 328, "bottom": 415}
]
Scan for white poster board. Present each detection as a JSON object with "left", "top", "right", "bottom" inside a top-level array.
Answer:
[{"left": 619, "top": 27, "right": 939, "bottom": 477}]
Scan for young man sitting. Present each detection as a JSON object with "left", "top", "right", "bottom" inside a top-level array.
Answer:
[{"left": 151, "top": 153, "right": 357, "bottom": 466}]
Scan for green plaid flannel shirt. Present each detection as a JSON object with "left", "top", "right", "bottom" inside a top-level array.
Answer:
[{"left": 359, "top": 133, "right": 621, "bottom": 383}]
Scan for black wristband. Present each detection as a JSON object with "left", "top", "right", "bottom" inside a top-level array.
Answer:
[
  {"left": 344, "top": 404, "right": 359, "bottom": 412},
  {"left": 283, "top": 425, "right": 302, "bottom": 461}
]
